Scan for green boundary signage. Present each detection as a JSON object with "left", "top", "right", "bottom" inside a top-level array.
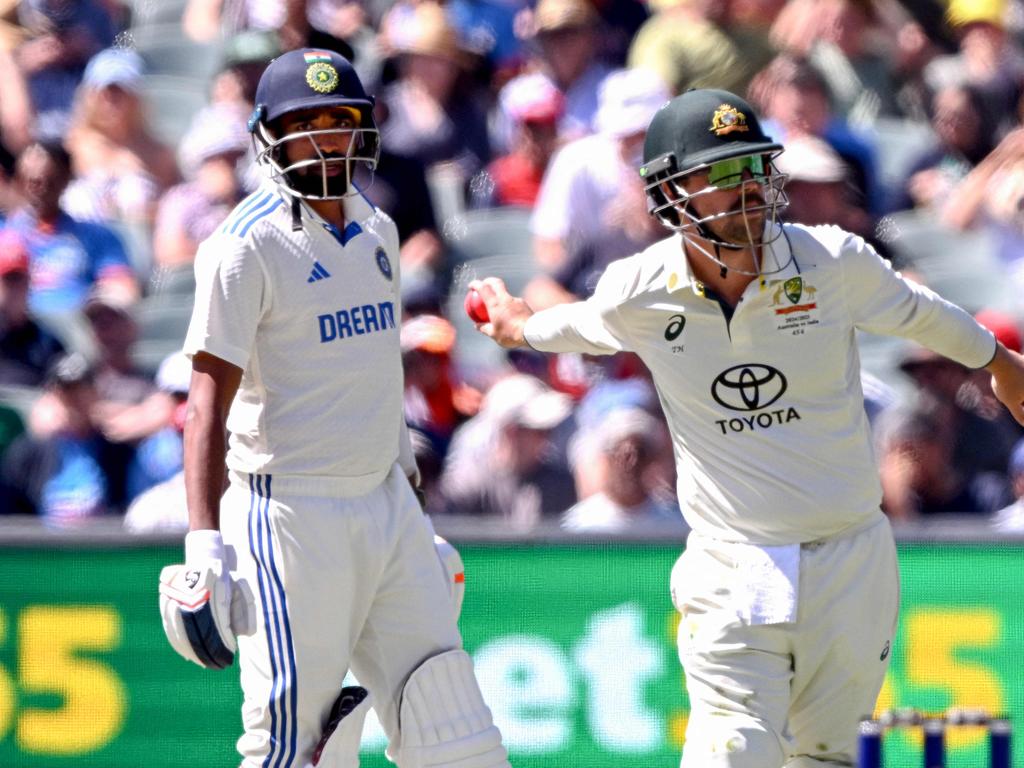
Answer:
[{"left": 0, "top": 542, "right": 1021, "bottom": 766}]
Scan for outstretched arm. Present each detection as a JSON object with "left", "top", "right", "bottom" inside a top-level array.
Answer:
[{"left": 986, "top": 343, "right": 1024, "bottom": 427}]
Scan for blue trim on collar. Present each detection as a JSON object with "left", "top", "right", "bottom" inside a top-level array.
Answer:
[{"left": 323, "top": 220, "right": 363, "bottom": 246}]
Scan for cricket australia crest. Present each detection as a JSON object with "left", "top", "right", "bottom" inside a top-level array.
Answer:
[{"left": 709, "top": 104, "right": 749, "bottom": 136}]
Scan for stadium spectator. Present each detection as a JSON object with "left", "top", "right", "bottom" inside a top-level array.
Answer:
[
  {"left": 562, "top": 406, "right": 680, "bottom": 532},
  {"left": 440, "top": 373, "right": 576, "bottom": 526},
  {"left": 13, "top": 0, "right": 116, "bottom": 140},
  {"left": 379, "top": 2, "right": 491, "bottom": 191},
  {"left": 626, "top": 0, "right": 745, "bottom": 96},
  {"left": 401, "top": 314, "right": 466, "bottom": 455},
  {"left": 0, "top": 228, "right": 63, "bottom": 387},
  {"left": 1, "top": 351, "right": 132, "bottom": 520},
  {"left": 6, "top": 141, "right": 137, "bottom": 317},
  {"left": 62, "top": 48, "right": 178, "bottom": 224},
  {"left": 528, "top": 67, "right": 667, "bottom": 282},
  {"left": 474, "top": 73, "right": 563, "bottom": 209},
  {"left": 207, "top": 30, "right": 278, "bottom": 113},
  {"left": 897, "top": 341, "right": 1018, "bottom": 477},
  {"left": 750, "top": 53, "right": 882, "bottom": 215},
  {"left": 152, "top": 106, "right": 249, "bottom": 272},
  {"left": 500, "top": 0, "right": 612, "bottom": 141},
  {"left": 773, "top": 134, "right": 873, "bottom": 236},
  {"left": 124, "top": 351, "right": 189, "bottom": 500},
  {"left": 925, "top": 0, "right": 1024, "bottom": 138},
  {"left": 894, "top": 84, "right": 991, "bottom": 212},
  {"left": 81, "top": 285, "right": 152, "bottom": 409},
  {"left": 183, "top": 0, "right": 309, "bottom": 49},
  {"left": 876, "top": 395, "right": 1010, "bottom": 520}
]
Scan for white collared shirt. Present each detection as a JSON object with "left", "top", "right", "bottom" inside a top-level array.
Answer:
[
  {"left": 525, "top": 224, "right": 997, "bottom": 544},
  {"left": 185, "top": 183, "right": 407, "bottom": 484}
]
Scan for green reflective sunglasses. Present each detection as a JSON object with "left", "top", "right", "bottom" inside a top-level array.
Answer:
[{"left": 707, "top": 155, "right": 768, "bottom": 188}]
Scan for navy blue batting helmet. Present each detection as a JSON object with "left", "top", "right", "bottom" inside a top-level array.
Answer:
[{"left": 249, "top": 48, "right": 380, "bottom": 200}]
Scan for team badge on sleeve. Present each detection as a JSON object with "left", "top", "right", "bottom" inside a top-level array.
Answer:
[{"left": 375, "top": 247, "right": 392, "bottom": 280}]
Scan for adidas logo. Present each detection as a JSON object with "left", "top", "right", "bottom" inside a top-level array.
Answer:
[{"left": 307, "top": 261, "right": 332, "bottom": 283}]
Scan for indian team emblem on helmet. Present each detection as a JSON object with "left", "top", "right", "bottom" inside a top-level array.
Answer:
[
  {"left": 709, "top": 104, "right": 749, "bottom": 136},
  {"left": 375, "top": 247, "right": 392, "bottom": 280},
  {"left": 304, "top": 51, "right": 340, "bottom": 93}
]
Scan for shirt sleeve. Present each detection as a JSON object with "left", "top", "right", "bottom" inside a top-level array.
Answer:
[
  {"left": 840, "top": 232, "right": 996, "bottom": 369},
  {"left": 183, "top": 234, "right": 269, "bottom": 370},
  {"left": 523, "top": 258, "right": 633, "bottom": 354}
]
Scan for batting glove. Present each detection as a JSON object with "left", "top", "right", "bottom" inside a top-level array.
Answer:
[{"left": 158, "top": 529, "right": 237, "bottom": 669}]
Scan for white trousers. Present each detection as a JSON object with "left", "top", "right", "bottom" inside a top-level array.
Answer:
[
  {"left": 673, "top": 515, "right": 899, "bottom": 768},
  {"left": 220, "top": 463, "right": 461, "bottom": 767}
]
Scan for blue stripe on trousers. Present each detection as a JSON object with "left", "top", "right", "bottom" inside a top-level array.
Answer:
[
  {"left": 259, "top": 475, "right": 298, "bottom": 767},
  {"left": 249, "top": 474, "right": 284, "bottom": 767}
]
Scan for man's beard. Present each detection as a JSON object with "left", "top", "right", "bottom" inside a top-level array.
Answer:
[
  {"left": 707, "top": 201, "right": 766, "bottom": 246},
  {"left": 286, "top": 157, "right": 351, "bottom": 198}
]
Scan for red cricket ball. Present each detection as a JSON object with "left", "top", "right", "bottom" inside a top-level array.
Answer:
[{"left": 464, "top": 288, "right": 489, "bottom": 323}]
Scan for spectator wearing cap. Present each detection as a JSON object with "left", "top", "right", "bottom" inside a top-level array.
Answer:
[
  {"left": 562, "top": 407, "right": 681, "bottom": 532},
  {"left": 401, "top": 314, "right": 469, "bottom": 455},
  {"left": 209, "top": 30, "right": 278, "bottom": 112},
  {"left": 82, "top": 284, "right": 152, "bottom": 411},
  {"left": 991, "top": 437, "right": 1024, "bottom": 531},
  {"left": 1, "top": 351, "right": 132, "bottom": 519},
  {"left": 508, "top": 0, "right": 613, "bottom": 142},
  {"left": 12, "top": 0, "right": 115, "bottom": 140},
  {"left": 773, "top": 134, "right": 872, "bottom": 237},
  {"left": 151, "top": 106, "right": 250, "bottom": 273},
  {"left": 474, "top": 73, "right": 563, "bottom": 209},
  {"left": 0, "top": 227, "right": 63, "bottom": 386},
  {"left": 6, "top": 141, "right": 137, "bottom": 317},
  {"left": 62, "top": 47, "right": 178, "bottom": 225},
  {"left": 440, "top": 373, "right": 576, "bottom": 526},
  {"left": 528, "top": 67, "right": 668, "bottom": 293},
  {"left": 924, "top": 0, "right": 1024, "bottom": 138},
  {"left": 380, "top": 2, "right": 491, "bottom": 189}
]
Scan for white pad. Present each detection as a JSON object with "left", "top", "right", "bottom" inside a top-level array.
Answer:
[
  {"left": 392, "top": 649, "right": 509, "bottom": 768},
  {"left": 305, "top": 686, "right": 372, "bottom": 768},
  {"left": 158, "top": 562, "right": 236, "bottom": 669}
]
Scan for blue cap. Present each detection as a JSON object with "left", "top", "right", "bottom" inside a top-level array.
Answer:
[{"left": 249, "top": 48, "right": 374, "bottom": 131}]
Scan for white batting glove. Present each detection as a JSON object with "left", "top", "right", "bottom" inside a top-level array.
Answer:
[{"left": 158, "top": 529, "right": 237, "bottom": 669}]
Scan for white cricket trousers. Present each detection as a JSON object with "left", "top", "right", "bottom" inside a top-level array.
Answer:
[
  {"left": 219, "top": 463, "right": 462, "bottom": 767},
  {"left": 673, "top": 515, "right": 899, "bottom": 768}
]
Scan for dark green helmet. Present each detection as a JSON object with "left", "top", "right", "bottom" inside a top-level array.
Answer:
[
  {"left": 639, "top": 89, "right": 781, "bottom": 181},
  {"left": 638, "top": 88, "right": 789, "bottom": 258}
]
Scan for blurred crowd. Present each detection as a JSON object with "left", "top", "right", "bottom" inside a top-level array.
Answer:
[{"left": 2, "top": 0, "right": 1024, "bottom": 533}]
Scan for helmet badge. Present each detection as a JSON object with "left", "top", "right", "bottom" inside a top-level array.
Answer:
[
  {"left": 709, "top": 104, "right": 749, "bottom": 136},
  {"left": 304, "top": 51, "right": 339, "bottom": 93}
]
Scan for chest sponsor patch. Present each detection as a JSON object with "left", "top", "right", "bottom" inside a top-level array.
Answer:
[
  {"left": 768, "top": 276, "right": 820, "bottom": 335},
  {"left": 318, "top": 301, "right": 396, "bottom": 343}
]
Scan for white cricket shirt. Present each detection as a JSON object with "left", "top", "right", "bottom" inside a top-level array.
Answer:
[
  {"left": 524, "top": 224, "right": 997, "bottom": 544},
  {"left": 185, "top": 183, "right": 407, "bottom": 489}
]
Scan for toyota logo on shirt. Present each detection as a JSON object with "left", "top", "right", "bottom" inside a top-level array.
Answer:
[{"left": 711, "top": 364, "right": 788, "bottom": 411}]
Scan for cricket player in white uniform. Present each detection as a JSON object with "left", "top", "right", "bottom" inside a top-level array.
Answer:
[
  {"left": 470, "top": 88, "right": 1024, "bottom": 767},
  {"left": 156, "top": 49, "right": 509, "bottom": 768}
]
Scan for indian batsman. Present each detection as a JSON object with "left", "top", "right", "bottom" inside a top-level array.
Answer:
[
  {"left": 157, "top": 49, "right": 509, "bottom": 768},
  {"left": 470, "top": 88, "right": 1024, "bottom": 767}
]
